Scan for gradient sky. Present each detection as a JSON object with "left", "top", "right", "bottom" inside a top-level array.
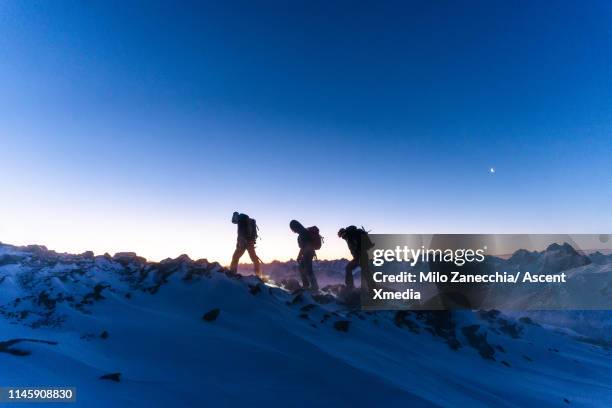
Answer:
[{"left": 1, "top": 1, "right": 611, "bottom": 262}]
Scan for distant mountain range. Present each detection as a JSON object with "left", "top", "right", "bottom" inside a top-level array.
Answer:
[{"left": 492, "top": 242, "right": 592, "bottom": 275}]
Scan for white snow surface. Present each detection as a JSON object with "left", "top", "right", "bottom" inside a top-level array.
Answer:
[{"left": 0, "top": 243, "right": 610, "bottom": 407}]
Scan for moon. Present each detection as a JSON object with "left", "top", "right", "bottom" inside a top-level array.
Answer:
[{"left": 489, "top": 167, "right": 496, "bottom": 174}]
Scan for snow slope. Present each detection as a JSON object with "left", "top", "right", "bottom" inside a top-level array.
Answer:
[{"left": 0, "top": 243, "right": 611, "bottom": 407}]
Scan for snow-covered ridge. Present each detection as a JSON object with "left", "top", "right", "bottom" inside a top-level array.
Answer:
[
  {"left": 0, "top": 242, "right": 226, "bottom": 327},
  {"left": 0, "top": 242, "right": 611, "bottom": 407}
]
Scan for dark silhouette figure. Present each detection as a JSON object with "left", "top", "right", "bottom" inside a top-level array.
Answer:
[
  {"left": 229, "top": 212, "right": 261, "bottom": 277},
  {"left": 289, "top": 220, "right": 321, "bottom": 290},
  {"left": 338, "top": 226, "right": 374, "bottom": 289}
]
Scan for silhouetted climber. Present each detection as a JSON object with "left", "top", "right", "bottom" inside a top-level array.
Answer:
[
  {"left": 229, "top": 212, "right": 261, "bottom": 277},
  {"left": 338, "top": 226, "right": 374, "bottom": 288},
  {"left": 289, "top": 220, "right": 321, "bottom": 290}
]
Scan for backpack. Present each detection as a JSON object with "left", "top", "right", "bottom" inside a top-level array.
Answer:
[
  {"left": 245, "top": 218, "right": 258, "bottom": 241},
  {"left": 307, "top": 226, "right": 323, "bottom": 250},
  {"left": 345, "top": 225, "right": 374, "bottom": 252}
]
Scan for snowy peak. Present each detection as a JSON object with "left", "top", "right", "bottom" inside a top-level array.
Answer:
[
  {"left": 545, "top": 242, "right": 581, "bottom": 257},
  {"left": 507, "top": 248, "right": 539, "bottom": 264},
  {"left": 589, "top": 251, "right": 612, "bottom": 265},
  {"left": 501, "top": 242, "right": 591, "bottom": 274},
  {"left": 540, "top": 242, "right": 591, "bottom": 273}
]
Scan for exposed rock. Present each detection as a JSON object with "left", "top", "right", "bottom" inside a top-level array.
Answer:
[
  {"left": 202, "top": 308, "right": 220, "bottom": 322},
  {"left": 462, "top": 325, "right": 495, "bottom": 360},
  {"left": 394, "top": 311, "right": 419, "bottom": 333},
  {"left": 423, "top": 311, "right": 460, "bottom": 350},
  {"left": 112, "top": 252, "right": 147, "bottom": 265},
  {"left": 300, "top": 304, "right": 317, "bottom": 312},
  {"left": 0, "top": 254, "right": 24, "bottom": 266},
  {"left": 99, "top": 372, "right": 121, "bottom": 382},
  {"left": 311, "top": 293, "right": 335, "bottom": 304},
  {"left": 321, "top": 284, "right": 345, "bottom": 297},
  {"left": 83, "top": 284, "right": 109, "bottom": 302},
  {"left": 333, "top": 320, "right": 350, "bottom": 332},
  {"left": 280, "top": 278, "right": 302, "bottom": 292},
  {"left": 336, "top": 287, "right": 361, "bottom": 308},
  {"left": 518, "top": 316, "right": 539, "bottom": 326},
  {"left": 80, "top": 251, "right": 94, "bottom": 259},
  {"left": 288, "top": 293, "right": 304, "bottom": 305},
  {"left": 479, "top": 310, "right": 522, "bottom": 339},
  {"left": 0, "top": 338, "right": 58, "bottom": 356}
]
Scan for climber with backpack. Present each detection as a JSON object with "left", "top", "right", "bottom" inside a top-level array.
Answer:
[
  {"left": 289, "top": 220, "right": 321, "bottom": 290},
  {"left": 229, "top": 212, "right": 262, "bottom": 278},
  {"left": 338, "top": 226, "right": 374, "bottom": 289}
]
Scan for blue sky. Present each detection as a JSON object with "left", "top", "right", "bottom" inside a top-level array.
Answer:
[{"left": 1, "top": 1, "right": 611, "bottom": 261}]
